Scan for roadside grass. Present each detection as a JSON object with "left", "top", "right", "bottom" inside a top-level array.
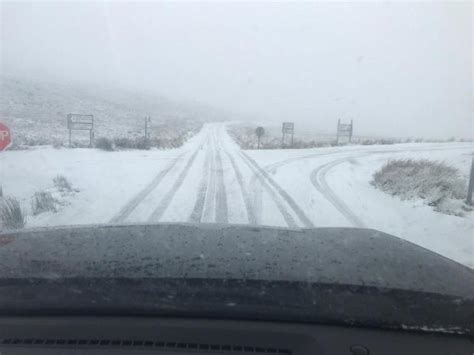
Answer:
[
  {"left": 372, "top": 159, "right": 469, "bottom": 216},
  {"left": 0, "top": 196, "right": 27, "bottom": 230},
  {"left": 95, "top": 137, "right": 114, "bottom": 151},
  {"left": 227, "top": 126, "right": 336, "bottom": 149},
  {"left": 53, "top": 175, "right": 73, "bottom": 193},
  {"left": 31, "top": 191, "right": 58, "bottom": 215},
  {"left": 228, "top": 125, "right": 471, "bottom": 150},
  {"left": 33, "top": 175, "right": 78, "bottom": 215},
  {"left": 114, "top": 137, "right": 149, "bottom": 150}
]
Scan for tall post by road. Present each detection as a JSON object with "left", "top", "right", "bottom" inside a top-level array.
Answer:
[
  {"left": 144, "top": 116, "right": 151, "bottom": 146},
  {"left": 255, "top": 127, "right": 264, "bottom": 149},
  {"left": 467, "top": 157, "right": 474, "bottom": 206},
  {"left": 145, "top": 117, "right": 148, "bottom": 143},
  {"left": 349, "top": 120, "right": 353, "bottom": 143}
]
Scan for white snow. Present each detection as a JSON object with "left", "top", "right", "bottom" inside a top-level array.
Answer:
[
  {"left": 323, "top": 152, "right": 473, "bottom": 268},
  {"left": 1, "top": 123, "right": 472, "bottom": 268},
  {"left": 246, "top": 143, "right": 473, "bottom": 268}
]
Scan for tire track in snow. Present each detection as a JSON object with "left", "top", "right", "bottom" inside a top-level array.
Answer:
[
  {"left": 201, "top": 133, "right": 218, "bottom": 223},
  {"left": 247, "top": 145, "right": 470, "bottom": 228},
  {"left": 224, "top": 150, "right": 257, "bottom": 224},
  {"left": 247, "top": 150, "right": 346, "bottom": 198},
  {"left": 310, "top": 157, "right": 367, "bottom": 228},
  {"left": 263, "top": 145, "right": 470, "bottom": 176},
  {"left": 306, "top": 146, "right": 473, "bottom": 227},
  {"left": 109, "top": 151, "right": 187, "bottom": 223},
  {"left": 238, "top": 151, "right": 298, "bottom": 228},
  {"left": 241, "top": 152, "right": 314, "bottom": 228},
  {"left": 147, "top": 140, "right": 205, "bottom": 222},
  {"left": 248, "top": 145, "right": 470, "bottom": 195},
  {"left": 215, "top": 146, "right": 228, "bottom": 223},
  {"left": 188, "top": 143, "right": 212, "bottom": 223}
]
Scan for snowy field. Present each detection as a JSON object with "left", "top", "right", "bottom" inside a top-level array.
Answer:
[{"left": 1, "top": 123, "right": 472, "bottom": 268}]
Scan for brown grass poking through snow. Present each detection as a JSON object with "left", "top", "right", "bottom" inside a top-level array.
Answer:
[
  {"left": 372, "top": 159, "right": 469, "bottom": 216},
  {"left": 0, "top": 196, "right": 27, "bottom": 229}
]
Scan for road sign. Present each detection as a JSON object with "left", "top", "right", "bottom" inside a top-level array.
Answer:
[
  {"left": 67, "top": 114, "right": 94, "bottom": 147},
  {"left": 0, "top": 122, "right": 12, "bottom": 151},
  {"left": 336, "top": 119, "right": 353, "bottom": 145},
  {"left": 67, "top": 114, "right": 94, "bottom": 130},
  {"left": 281, "top": 122, "right": 294, "bottom": 148},
  {"left": 282, "top": 122, "right": 294, "bottom": 134}
]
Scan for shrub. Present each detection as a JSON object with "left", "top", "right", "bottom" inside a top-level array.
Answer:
[
  {"left": 372, "top": 159, "right": 467, "bottom": 215},
  {"left": 113, "top": 137, "right": 132, "bottom": 149},
  {"left": 134, "top": 137, "right": 150, "bottom": 150},
  {"left": 31, "top": 191, "right": 58, "bottom": 215},
  {"left": 53, "top": 175, "right": 73, "bottom": 193},
  {"left": 114, "top": 137, "right": 150, "bottom": 150},
  {"left": 95, "top": 137, "right": 114, "bottom": 151},
  {"left": 52, "top": 139, "right": 65, "bottom": 149},
  {"left": 0, "top": 197, "right": 26, "bottom": 229}
]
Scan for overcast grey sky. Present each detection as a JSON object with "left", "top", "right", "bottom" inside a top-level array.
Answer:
[{"left": 1, "top": 1, "right": 472, "bottom": 138}]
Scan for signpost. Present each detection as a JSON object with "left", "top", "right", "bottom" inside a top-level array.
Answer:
[
  {"left": 336, "top": 119, "right": 353, "bottom": 145},
  {"left": 144, "top": 116, "right": 151, "bottom": 146},
  {"left": 281, "top": 122, "right": 294, "bottom": 148},
  {"left": 467, "top": 157, "right": 474, "bottom": 206},
  {"left": 255, "top": 126, "right": 265, "bottom": 149},
  {"left": 67, "top": 114, "right": 94, "bottom": 147}
]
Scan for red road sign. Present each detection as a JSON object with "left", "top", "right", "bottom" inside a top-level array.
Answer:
[{"left": 0, "top": 122, "right": 12, "bottom": 151}]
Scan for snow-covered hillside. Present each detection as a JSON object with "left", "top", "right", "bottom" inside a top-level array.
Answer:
[{"left": 0, "top": 76, "right": 220, "bottom": 147}]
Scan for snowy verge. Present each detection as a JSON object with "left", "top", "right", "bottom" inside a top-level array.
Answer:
[{"left": 323, "top": 150, "right": 473, "bottom": 268}]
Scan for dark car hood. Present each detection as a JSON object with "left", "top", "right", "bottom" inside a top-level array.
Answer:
[{"left": 0, "top": 224, "right": 473, "bottom": 334}]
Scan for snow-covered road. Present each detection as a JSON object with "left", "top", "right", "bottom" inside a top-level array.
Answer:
[
  {"left": 108, "top": 123, "right": 316, "bottom": 227},
  {"left": 1, "top": 122, "right": 472, "bottom": 267}
]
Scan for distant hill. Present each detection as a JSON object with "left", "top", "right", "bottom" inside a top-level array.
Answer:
[{"left": 0, "top": 76, "right": 222, "bottom": 146}]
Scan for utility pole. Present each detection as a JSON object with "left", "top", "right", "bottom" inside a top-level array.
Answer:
[
  {"left": 467, "top": 157, "right": 474, "bottom": 206},
  {"left": 255, "top": 127, "right": 264, "bottom": 149},
  {"left": 349, "top": 119, "right": 353, "bottom": 143},
  {"left": 144, "top": 116, "right": 151, "bottom": 146}
]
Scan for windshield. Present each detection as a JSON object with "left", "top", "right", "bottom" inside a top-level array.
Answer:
[{"left": 0, "top": 0, "right": 472, "bottom": 288}]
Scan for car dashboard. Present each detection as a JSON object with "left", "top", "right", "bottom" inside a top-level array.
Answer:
[
  {"left": 1, "top": 224, "right": 473, "bottom": 354},
  {"left": 0, "top": 316, "right": 472, "bottom": 354}
]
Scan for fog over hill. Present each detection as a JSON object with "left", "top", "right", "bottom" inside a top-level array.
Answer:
[
  {"left": 2, "top": 2, "right": 471, "bottom": 139},
  {"left": 0, "top": 75, "right": 226, "bottom": 146}
]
